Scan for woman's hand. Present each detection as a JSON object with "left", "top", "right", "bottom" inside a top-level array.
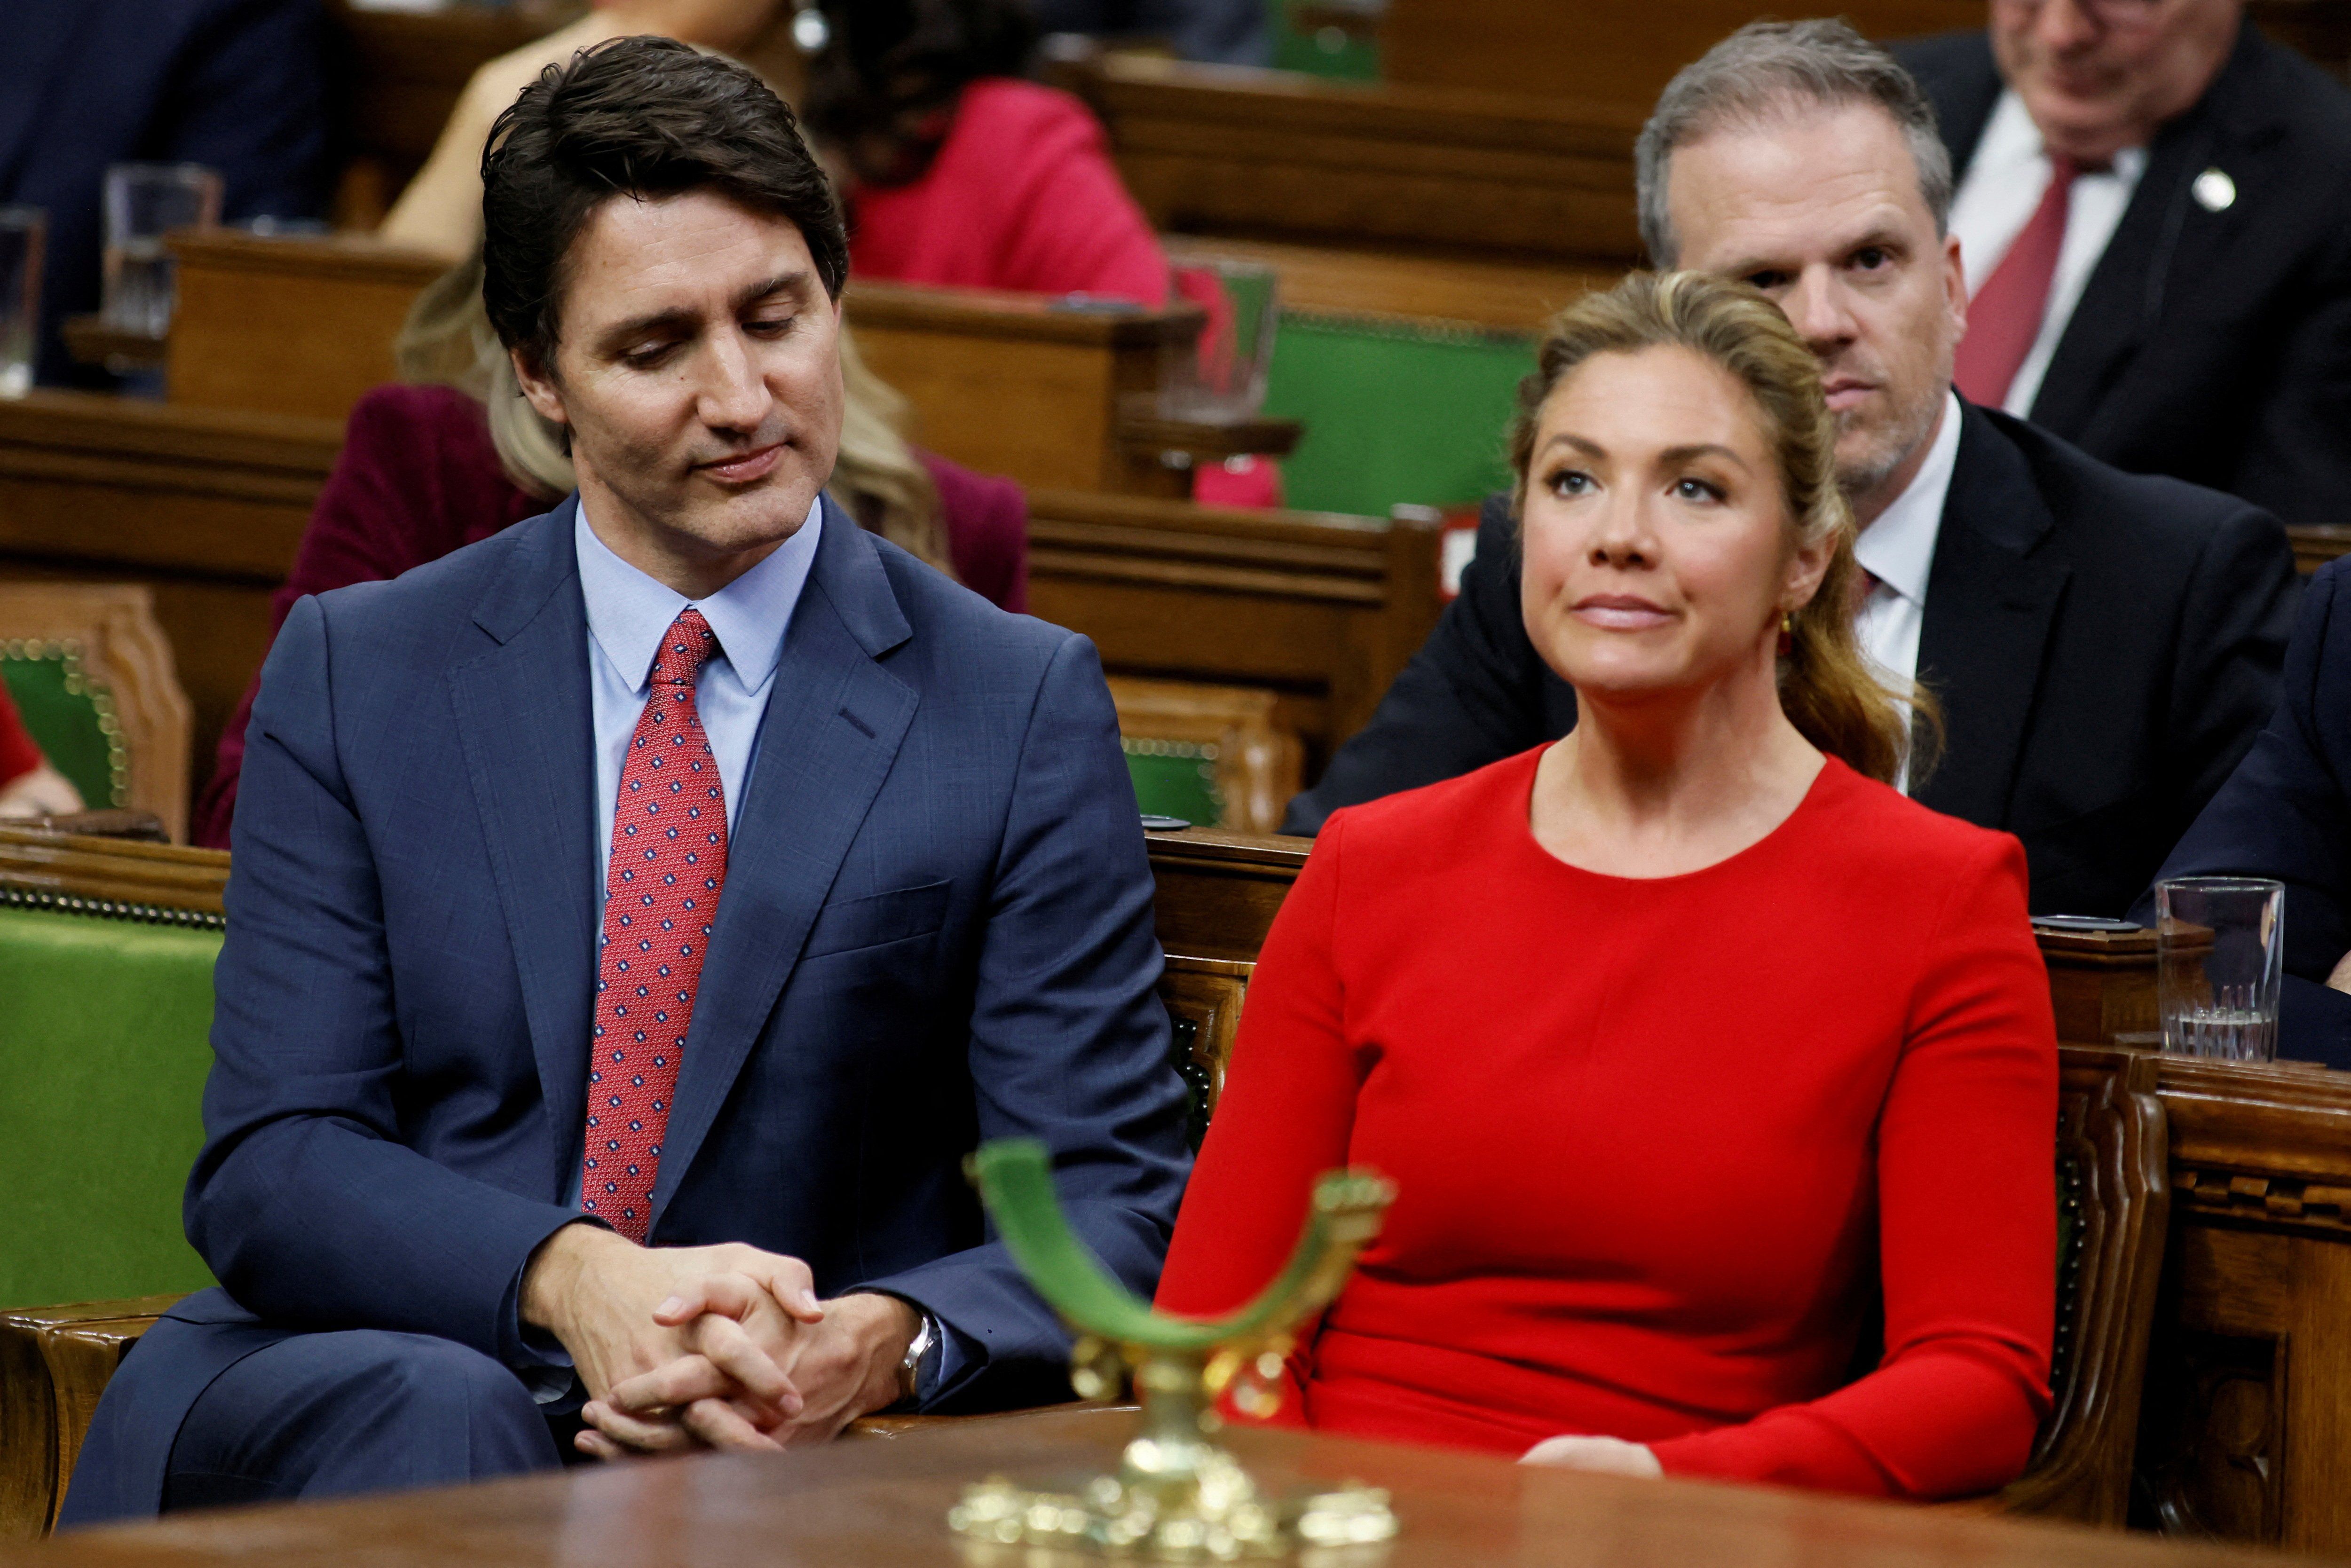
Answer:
[{"left": 1520, "top": 1434, "right": 1664, "bottom": 1478}]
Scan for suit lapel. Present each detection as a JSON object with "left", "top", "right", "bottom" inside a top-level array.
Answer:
[
  {"left": 2030, "top": 22, "right": 2267, "bottom": 439},
  {"left": 1912, "top": 406, "right": 2071, "bottom": 829},
  {"left": 650, "top": 504, "right": 916, "bottom": 1223},
  {"left": 447, "top": 503, "right": 600, "bottom": 1194}
]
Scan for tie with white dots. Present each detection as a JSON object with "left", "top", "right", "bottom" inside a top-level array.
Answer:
[{"left": 580, "top": 607, "right": 728, "bottom": 1243}]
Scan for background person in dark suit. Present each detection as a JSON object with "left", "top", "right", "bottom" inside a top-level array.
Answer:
[
  {"left": 1896, "top": 1, "right": 2351, "bottom": 525},
  {"left": 1286, "top": 21, "right": 2294, "bottom": 920},
  {"left": 61, "top": 38, "right": 1187, "bottom": 1522},
  {"left": 2138, "top": 558, "right": 2351, "bottom": 1070},
  {"left": 0, "top": 0, "right": 331, "bottom": 387}
]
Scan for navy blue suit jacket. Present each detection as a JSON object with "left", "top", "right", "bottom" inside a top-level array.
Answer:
[
  {"left": 0, "top": 0, "right": 330, "bottom": 385},
  {"left": 63, "top": 496, "right": 1191, "bottom": 1521},
  {"left": 2140, "top": 558, "right": 2351, "bottom": 1069}
]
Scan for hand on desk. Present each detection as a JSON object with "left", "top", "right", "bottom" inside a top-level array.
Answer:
[
  {"left": 520, "top": 1223, "right": 828, "bottom": 1457},
  {"left": 1521, "top": 1435, "right": 1664, "bottom": 1478},
  {"left": 2327, "top": 949, "right": 2351, "bottom": 993}
]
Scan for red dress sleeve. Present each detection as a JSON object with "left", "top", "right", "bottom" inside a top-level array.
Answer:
[
  {"left": 0, "top": 677, "right": 44, "bottom": 788},
  {"left": 190, "top": 386, "right": 541, "bottom": 848},
  {"left": 1647, "top": 832, "right": 2057, "bottom": 1497},
  {"left": 1156, "top": 815, "right": 1364, "bottom": 1419}
]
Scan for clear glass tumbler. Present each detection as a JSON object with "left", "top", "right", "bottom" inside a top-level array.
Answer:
[
  {"left": 102, "top": 163, "right": 223, "bottom": 337},
  {"left": 1160, "top": 252, "right": 1280, "bottom": 423},
  {"left": 2156, "top": 876, "right": 2285, "bottom": 1064},
  {"left": 0, "top": 207, "right": 44, "bottom": 397}
]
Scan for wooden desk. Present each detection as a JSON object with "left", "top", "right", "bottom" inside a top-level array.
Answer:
[
  {"left": 0, "top": 393, "right": 335, "bottom": 807},
  {"left": 10, "top": 1405, "right": 2306, "bottom": 1568},
  {"left": 158, "top": 231, "right": 1215, "bottom": 497},
  {"left": 1026, "top": 489, "right": 1442, "bottom": 774},
  {"left": 1049, "top": 48, "right": 1646, "bottom": 272}
]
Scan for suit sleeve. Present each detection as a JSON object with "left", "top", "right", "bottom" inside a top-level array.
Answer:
[
  {"left": 1284, "top": 497, "right": 1564, "bottom": 833},
  {"left": 852, "top": 632, "right": 1192, "bottom": 1409},
  {"left": 159, "top": 0, "right": 330, "bottom": 223},
  {"left": 187, "top": 595, "right": 583, "bottom": 1362},
  {"left": 2227, "top": 212, "right": 2351, "bottom": 528},
  {"left": 2154, "top": 501, "right": 2296, "bottom": 851},
  {"left": 1652, "top": 835, "right": 2057, "bottom": 1498},
  {"left": 2147, "top": 561, "right": 2351, "bottom": 1066}
]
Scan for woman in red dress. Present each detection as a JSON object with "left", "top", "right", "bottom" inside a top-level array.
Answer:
[{"left": 1154, "top": 272, "right": 2057, "bottom": 1501}]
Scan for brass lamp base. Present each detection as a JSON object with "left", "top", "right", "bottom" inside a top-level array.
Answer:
[
  {"left": 950, "top": 1145, "right": 1401, "bottom": 1562},
  {"left": 950, "top": 1466, "right": 1397, "bottom": 1559}
]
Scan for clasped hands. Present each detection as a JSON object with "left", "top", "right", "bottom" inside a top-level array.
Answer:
[{"left": 520, "top": 1223, "right": 918, "bottom": 1460}]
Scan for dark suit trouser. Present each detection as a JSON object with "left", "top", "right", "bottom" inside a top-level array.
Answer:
[{"left": 158, "top": 1330, "right": 565, "bottom": 1512}]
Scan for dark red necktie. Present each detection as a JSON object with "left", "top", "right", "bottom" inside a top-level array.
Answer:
[
  {"left": 1954, "top": 155, "right": 2078, "bottom": 409},
  {"left": 581, "top": 608, "right": 729, "bottom": 1243}
]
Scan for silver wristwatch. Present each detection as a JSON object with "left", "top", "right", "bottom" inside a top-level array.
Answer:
[{"left": 897, "top": 1309, "right": 941, "bottom": 1405}]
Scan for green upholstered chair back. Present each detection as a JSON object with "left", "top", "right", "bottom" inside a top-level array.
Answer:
[
  {"left": 1262, "top": 310, "right": 1531, "bottom": 519},
  {"left": 0, "top": 644, "right": 126, "bottom": 813},
  {"left": 0, "top": 586, "right": 192, "bottom": 844},
  {"left": 0, "top": 829, "right": 226, "bottom": 1312}
]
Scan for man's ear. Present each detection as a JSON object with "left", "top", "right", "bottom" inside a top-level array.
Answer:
[
  {"left": 512, "top": 346, "right": 569, "bottom": 430},
  {"left": 1941, "top": 230, "right": 1969, "bottom": 347}
]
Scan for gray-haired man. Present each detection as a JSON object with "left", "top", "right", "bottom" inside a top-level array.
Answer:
[{"left": 1287, "top": 20, "right": 2293, "bottom": 921}]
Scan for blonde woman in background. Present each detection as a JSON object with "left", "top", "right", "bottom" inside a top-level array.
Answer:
[{"left": 190, "top": 249, "right": 1028, "bottom": 847}]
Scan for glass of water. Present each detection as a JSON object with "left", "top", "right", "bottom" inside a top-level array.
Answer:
[
  {"left": 102, "top": 163, "right": 223, "bottom": 337},
  {"left": 0, "top": 207, "right": 43, "bottom": 397},
  {"left": 2157, "top": 876, "right": 2284, "bottom": 1064},
  {"left": 1160, "top": 252, "right": 1280, "bottom": 423}
]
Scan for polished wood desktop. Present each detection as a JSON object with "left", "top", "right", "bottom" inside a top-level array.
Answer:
[{"left": 4, "top": 1406, "right": 2312, "bottom": 1568}]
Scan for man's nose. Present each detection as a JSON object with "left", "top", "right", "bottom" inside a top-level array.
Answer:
[
  {"left": 697, "top": 331, "right": 771, "bottom": 431},
  {"left": 2031, "top": 0, "right": 2102, "bottom": 53},
  {"left": 1784, "top": 270, "right": 1859, "bottom": 353}
]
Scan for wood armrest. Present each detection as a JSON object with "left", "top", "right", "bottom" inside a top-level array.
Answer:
[
  {"left": 846, "top": 1400, "right": 1137, "bottom": 1439},
  {"left": 1, "top": 1295, "right": 186, "bottom": 1540}
]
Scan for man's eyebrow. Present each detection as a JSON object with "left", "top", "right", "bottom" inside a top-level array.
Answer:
[{"left": 592, "top": 270, "right": 813, "bottom": 350}]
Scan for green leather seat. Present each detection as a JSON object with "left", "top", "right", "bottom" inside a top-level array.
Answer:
[
  {"left": 0, "top": 901, "right": 218, "bottom": 1310},
  {"left": 1263, "top": 310, "right": 1531, "bottom": 519}
]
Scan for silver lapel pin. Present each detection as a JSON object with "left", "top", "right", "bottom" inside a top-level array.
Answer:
[{"left": 2193, "top": 167, "right": 2237, "bottom": 213}]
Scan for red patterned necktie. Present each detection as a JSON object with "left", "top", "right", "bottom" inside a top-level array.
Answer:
[
  {"left": 581, "top": 607, "right": 729, "bottom": 1243},
  {"left": 1954, "top": 155, "right": 2079, "bottom": 409}
]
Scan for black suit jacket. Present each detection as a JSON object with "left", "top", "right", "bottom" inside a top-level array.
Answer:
[
  {"left": 0, "top": 0, "right": 331, "bottom": 386},
  {"left": 2138, "top": 559, "right": 2351, "bottom": 1069},
  {"left": 1895, "top": 24, "right": 2351, "bottom": 526},
  {"left": 1287, "top": 402, "right": 2296, "bottom": 918}
]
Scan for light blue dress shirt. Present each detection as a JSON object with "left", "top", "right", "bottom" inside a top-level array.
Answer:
[{"left": 575, "top": 498, "right": 821, "bottom": 905}]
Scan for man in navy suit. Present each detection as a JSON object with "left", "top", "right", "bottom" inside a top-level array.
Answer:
[
  {"left": 63, "top": 36, "right": 1188, "bottom": 1520},
  {"left": 1, "top": 0, "right": 330, "bottom": 386},
  {"left": 2141, "top": 559, "right": 2351, "bottom": 1070}
]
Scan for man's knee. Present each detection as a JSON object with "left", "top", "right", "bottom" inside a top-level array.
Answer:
[{"left": 167, "top": 1330, "right": 559, "bottom": 1510}]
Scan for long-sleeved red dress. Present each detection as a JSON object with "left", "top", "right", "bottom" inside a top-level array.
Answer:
[{"left": 1155, "top": 747, "right": 2057, "bottom": 1500}]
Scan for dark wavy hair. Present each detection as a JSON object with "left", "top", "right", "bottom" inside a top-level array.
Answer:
[
  {"left": 480, "top": 35, "right": 850, "bottom": 374},
  {"left": 802, "top": 0, "right": 1040, "bottom": 188}
]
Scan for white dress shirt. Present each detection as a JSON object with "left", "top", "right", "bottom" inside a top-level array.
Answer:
[
  {"left": 1947, "top": 91, "right": 2147, "bottom": 417},
  {"left": 1853, "top": 392, "right": 1963, "bottom": 795}
]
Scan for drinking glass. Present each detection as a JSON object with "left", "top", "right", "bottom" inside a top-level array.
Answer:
[
  {"left": 1160, "top": 253, "right": 1279, "bottom": 422},
  {"left": 0, "top": 207, "right": 43, "bottom": 397},
  {"left": 2156, "top": 876, "right": 2284, "bottom": 1063},
  {"left": 102, "top": 163, "right": 223, "bottom": 336}
]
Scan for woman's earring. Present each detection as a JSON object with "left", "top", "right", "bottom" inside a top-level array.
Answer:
[{"left": 1777, "top": 611, "right": 1795, "bottom": 658}]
